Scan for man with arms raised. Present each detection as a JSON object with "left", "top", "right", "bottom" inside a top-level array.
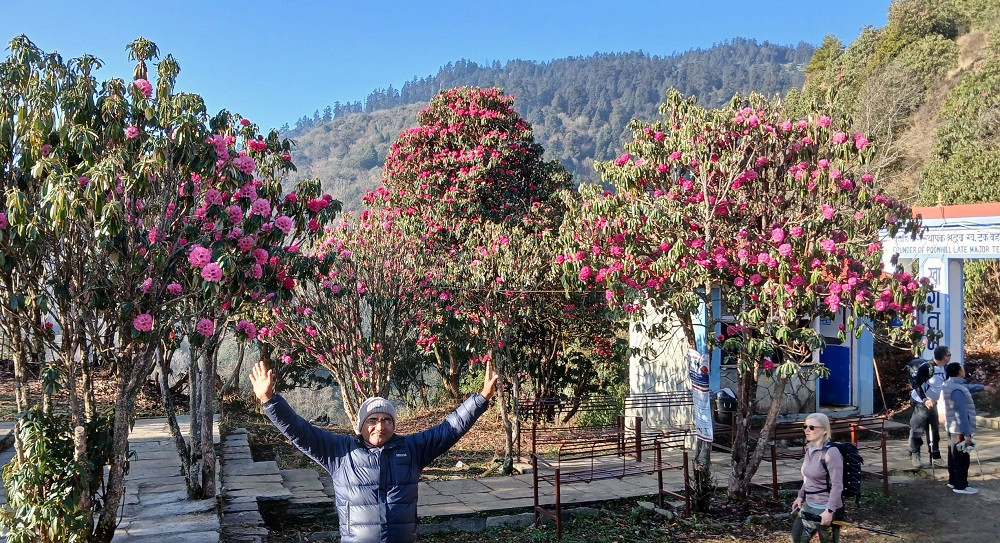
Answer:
[{"left": 250, "top": 359, "right": 499, "bottom": 543}]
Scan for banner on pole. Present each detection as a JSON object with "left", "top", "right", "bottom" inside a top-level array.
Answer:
[{"left": 688, "top": 349, "right": 713, "bottom": 442}]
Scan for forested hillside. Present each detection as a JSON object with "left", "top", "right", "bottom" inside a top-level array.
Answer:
[
  {"left": 784, "top": 0, "right": 1000, "bottom": 343},
  {"left": 283, "top": 39, "right": 815, "bottom": 207},
  {"left": 784, "top": 0, "right": 999, "bottom": 205}
]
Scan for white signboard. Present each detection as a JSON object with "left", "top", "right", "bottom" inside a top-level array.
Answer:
[{"left": 888, "top": 225, "right": 1000, "bottom": 259}]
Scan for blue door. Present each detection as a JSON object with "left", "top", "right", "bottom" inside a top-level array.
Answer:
[{"left": 819, "top": 345, "right": 851, "bottom": 406}]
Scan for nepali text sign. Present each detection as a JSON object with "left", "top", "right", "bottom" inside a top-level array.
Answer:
[{"left": 888, "top": 224, "right": 1000, "bottom": 259}]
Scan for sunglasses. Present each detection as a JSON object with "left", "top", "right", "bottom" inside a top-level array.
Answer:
[{"left": 802, "top": 425, "right": 819, "bottom": 431}]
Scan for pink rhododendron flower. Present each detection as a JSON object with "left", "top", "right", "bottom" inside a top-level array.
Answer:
[
  {"left": 817, "top": 115, "right": 831, "bottom": 127},
  {"left": 196, "top": 318, "right": 215, "bottom": 337},
  {"left": 133, "top": 78, "right": 153, "bottom": 98},
  {"left": 778, "top": 243, "right": 793, "bottom": 257},
  {"left": 1, "top": 212, "right": 11, "bottom": 230},
  {"left": 140, "top": 277, "right": 153, "bottom": 294},
  {"left": 125, "top": 126, "right": 140, "bottom": 139},
  {"left": 204, "top": 188, "right": 222, "bottom": 206},
  {"left": 41, "top": 144, "right": 53, "bottom": 156},
  {"left": 771, "top": 228, "right": 785, "bottom": 243},
  {"left": 227, "top": 205, "right": 243, "bottom": 224},
  {"left": 789, "top": 225, "right": 803, "bottom": 237},
  {"left": 133, "top": 313, "right": 153, "bottom": 332},
  {"left": 821, "top": 204, "right": 835, "bottom": 220},
  {"left": 233, "top": 153, "right": 256, "bottom": 175},
  {"left": 762, "top": 359, "right": 775, "bottom": 371},
  {"left": 250, "top": 198, "right": 270, "bottom": 216},
  {"left": 235, "top": 236, "right": 253, "bottom": 252},
  {"left": 831, "top": 131, "right": 847, "bottom": 144},
  {"left": 274, "top": 215, "right": 293, "bottom": 234},
  {"left": 188, "top": 245, "right": 212, "bottom": 268},
  {"left": 820, "top": 238, "right": 836, "bottom": 253},
  {"left": 236, "top": 320, "right": 258, "bottom": 338},
  {"left": 238, "top": 183, "right": 257, "bottom": 200},
  {"left": 167, "top": 283, "right": 183, "bottom": 295},
  {"left": 253, "top": 248, "right": 269, "bottom": 265},
  {"left": 853, "top": 132, "right": 870, "bottom": 149},
  {"left": 913, "top": 324, "right": 926, "bottom": 334},
  {"left": 201, "top": 262, "right": 223, "bottom": 282},
  {"left": 248, "top": 138, "right": 267, "bottom": 152}
]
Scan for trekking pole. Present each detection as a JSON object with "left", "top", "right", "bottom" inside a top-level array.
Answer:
[
  {"left": 926, "top": 425, "right": 936, "bottom": 478},
  {"left": 831, "top": 520, "right": 902, "bottom": 538},
  {"left": 798, "top": 511, "right": 902, "bottom": 539},
  {"left": 973, "top": 445, "right": 984, "bottom": 482}
]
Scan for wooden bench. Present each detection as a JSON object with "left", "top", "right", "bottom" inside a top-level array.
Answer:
[
  {"left": 516, "top": 395, "right": 625, "bottom": 459},
  {"left": 531, "top": 428, "right": 691, "bottom": 538},
  {"left": 624, "top": 391, "right": 696, "bottom": 436}
]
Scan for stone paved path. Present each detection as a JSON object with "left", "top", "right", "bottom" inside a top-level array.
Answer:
[
  {"left": 6, "top": 416, "right": 1000, "bottom": 541},
  {"left": 111, "top": 416, "right": 220, "bottom": 543},
  {"left": 0, "top": 422, "right": 15, "bottom": 543}
]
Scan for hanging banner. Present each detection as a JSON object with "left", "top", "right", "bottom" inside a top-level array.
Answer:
[{"left": 688, "top": 348, "right": 713, "bottom": 442}]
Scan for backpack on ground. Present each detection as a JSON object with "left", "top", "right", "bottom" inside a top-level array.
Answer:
[{"left": 818, "top": 441, "right": 864, "bottom": 505}]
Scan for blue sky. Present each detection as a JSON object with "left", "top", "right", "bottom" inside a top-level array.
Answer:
[{"left": 1, "top": 0, "right": 891, "bottom": 131}]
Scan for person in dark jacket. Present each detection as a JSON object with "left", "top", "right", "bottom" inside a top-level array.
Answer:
[
  {"left": 907, "top": 346, "right": 950, "bottom": 468},
  {"left": 250, "top": 359, "right": 499, "bottom": 543}
]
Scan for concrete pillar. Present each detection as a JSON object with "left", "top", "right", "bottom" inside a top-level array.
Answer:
[{"left": 919, "top": 257, "right": 965, "bottom": 365}]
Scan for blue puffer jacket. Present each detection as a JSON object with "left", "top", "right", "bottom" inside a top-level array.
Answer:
[{"left": 263, "top": 393, "right": 489, "bottom": 543}]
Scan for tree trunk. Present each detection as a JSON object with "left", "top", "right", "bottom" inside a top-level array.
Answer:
[
  {"left": 12, "top": 326, "right": 30, "bottom": 413},
  {"left": 94, "top": 381, "right": 137, "bottom": 542},
  {"left": 727, "top": 369, "right": 791, "bottom": 499},
  {"left": 187, "top": 344, "right": 204, "bottom": 497},
  {"left": 159, "top": 347, "right": 191, "bottom": 480},
  {"left": 497, "top": 381, "right": 515, "bottom": 475},
  {"left": 434, "top": 343, "right": 462, "bottom": 400},
  {"left": 198, "top": 338, "right": 218, "bottom": 498},
  {"left": 220, "top": 343, "right": 245, "bottom": 396}
]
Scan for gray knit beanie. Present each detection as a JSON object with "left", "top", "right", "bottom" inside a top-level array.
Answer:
[{"left": 356, "top": 397, "right": 397, "bottom": 434}]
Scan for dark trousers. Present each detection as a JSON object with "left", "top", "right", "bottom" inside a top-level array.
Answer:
[
  {"left": 909, "top": 400, "right": 940, "bottom": 457},
  {"left": 791, "top": 504, "right": 840, "bottom": 543},
  {"left": 948, "top": 433, "right": 971, "bottom": 490}
]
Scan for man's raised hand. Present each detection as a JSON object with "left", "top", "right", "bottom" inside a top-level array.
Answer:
[
  {"left": 480, "top": 358, "right": 499, "bottom": 400},
  {"left": 250, "top": 361, "right": 275, "bottom": 404}
]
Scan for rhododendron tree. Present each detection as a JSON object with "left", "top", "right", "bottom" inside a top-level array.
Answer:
[
  {"left": 0, "top": 36, "right": 334, "bottom": 540},
  {"left": 153, "top": 167, "right": 336, "bottom": 498},
  {"left": 261, "top": 206, "right": 426, "bottom": 422},
  {"left": 375, "top": 87, "right": 622, "bottom": 472},
  {"left": 560, "top": 89, "right": 933, "bottom": 503},
  {"left": 376, "top": 86, "right": 574, "bottom": 402}
]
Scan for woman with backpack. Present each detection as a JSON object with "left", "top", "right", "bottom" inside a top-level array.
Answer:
[{"left": 791, "top": 412, "right": 844, "bottom": 543}]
